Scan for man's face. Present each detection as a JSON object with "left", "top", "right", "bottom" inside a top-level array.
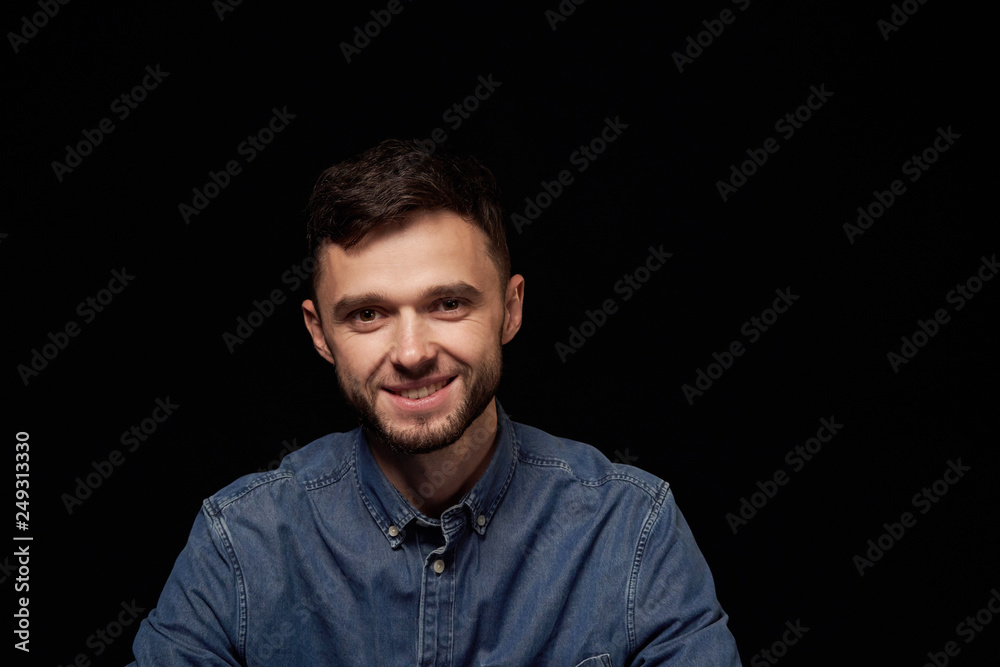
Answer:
[{"left": 302, "top": 210, "right": 523, "bottom": 456}]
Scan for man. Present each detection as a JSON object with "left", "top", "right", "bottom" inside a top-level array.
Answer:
[{"left": 130, "top": 139, "right": 741, "bottom": 665}]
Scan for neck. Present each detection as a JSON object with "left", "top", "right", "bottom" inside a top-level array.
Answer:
[{"left": 368, "top": 400, "right": 500, "bottom": 519}]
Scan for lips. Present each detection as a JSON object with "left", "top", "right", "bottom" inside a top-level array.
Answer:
[{"left": 384, "top": 377, "right": 455, "bottom": 400}]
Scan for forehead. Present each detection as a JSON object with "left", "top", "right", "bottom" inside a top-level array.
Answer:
[{"left": 319, "top": 210, "right": 494, "bottom": 299}]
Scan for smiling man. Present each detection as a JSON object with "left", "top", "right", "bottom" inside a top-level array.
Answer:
[
  {"left": 303, "top": 206, "right": 517, "bottom": 520},
  {"left": 130, "top": 139, "right": 741, "bottom": 665}
]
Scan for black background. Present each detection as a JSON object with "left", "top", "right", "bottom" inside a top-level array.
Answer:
[{"left": 5, "top": 0, "right": 998, "bottom": 664}]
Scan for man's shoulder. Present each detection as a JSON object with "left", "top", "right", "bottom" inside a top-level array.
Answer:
[
  {"left": 205, "top": 428, "right": 360, "bottom": 513},
  {"left": 509, "top": 419, "right": 669, "bottom": 505}
]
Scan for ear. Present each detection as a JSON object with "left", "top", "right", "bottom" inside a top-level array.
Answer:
[
  {"left": 302, "top": 299, "right": 336, "bottom": 365},
  {"left": 501, "top": 274, "right": 525, "bottom": 345}
]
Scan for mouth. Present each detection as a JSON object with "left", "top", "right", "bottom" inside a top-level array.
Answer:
[{"left": 384, "top": 376, "right": 456, "bottom": 401}]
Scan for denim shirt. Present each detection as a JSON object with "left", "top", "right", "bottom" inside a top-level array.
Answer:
[{"left": 129, "top": 402, "right": 741, "bottom": 666}]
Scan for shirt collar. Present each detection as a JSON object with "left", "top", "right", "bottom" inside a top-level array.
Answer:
[{"left": 354, "top": 399, "right": 518, "bottom": 548}]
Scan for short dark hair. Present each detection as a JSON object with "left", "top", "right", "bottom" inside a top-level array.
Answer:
[{"left": 306, "top": 139, "right": 510, "bottom": 306}]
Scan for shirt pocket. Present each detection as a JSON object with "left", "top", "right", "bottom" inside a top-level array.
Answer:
[{"left": 573, "top": 654, "right": 612, "bottom": 667}]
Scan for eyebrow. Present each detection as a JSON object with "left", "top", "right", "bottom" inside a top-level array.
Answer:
[{"left": 330, "top": 281, "right": 485, "bottom": 320}]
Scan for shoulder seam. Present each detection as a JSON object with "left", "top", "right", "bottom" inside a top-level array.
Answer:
[
  {"left": 210, "top": 470, "right": 296, "bottom": 511},
  {"left": 516, "top": 451, "right": 664, "bottom": 502},
  {"left": 201, "top": 498, "right": 249, "bottom": 659},
  {"left": 209, "top": 454, "right": 355, "bottom": 510},
  {"left": 626, "top": 482, "right": 672, "bottom": 654}
]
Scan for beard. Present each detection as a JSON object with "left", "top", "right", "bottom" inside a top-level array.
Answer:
[{"left": 333, "top": 338, "right": 503, "bottom": 457}]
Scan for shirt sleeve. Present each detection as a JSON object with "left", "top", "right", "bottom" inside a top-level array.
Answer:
[
  {"left": 129, "top": 503, "right": 245, "bottom": 666},
  {"left": 628, "top": 487, "right": 742, "bottom": 666}
]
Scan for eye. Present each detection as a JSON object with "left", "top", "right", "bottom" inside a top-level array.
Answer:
[
  {"left": 435, "top": 298, "right": 469, "bottom": 314},
  {"left": 353, "top": 308, "right": 381, "bottom": 323}
]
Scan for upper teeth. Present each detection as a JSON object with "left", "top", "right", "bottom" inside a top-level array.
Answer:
[{"left": 398, "top": 381, "right": 446, "bottom": 400}]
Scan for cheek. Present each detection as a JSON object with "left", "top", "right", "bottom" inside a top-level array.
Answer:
[
  {"left": 332, "top": 332, "right": 384, "bottom": 375},
  {"left": 439, "top": 322, "right": 499, "bottom": 364}
]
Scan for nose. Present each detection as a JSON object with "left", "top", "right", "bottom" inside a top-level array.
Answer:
[{"left": 388, "top": 309, "right": 436, "bottom": 372}]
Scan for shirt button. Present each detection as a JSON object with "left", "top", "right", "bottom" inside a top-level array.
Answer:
[
  {"left": 388, "top": 525, "right": 399, "bottom": 537},
  {"left": 433, "top": 559, "right": 446, "bottom": 574},
  {"left": 477, "top": 514, "right": 486, "bottom": 527}
]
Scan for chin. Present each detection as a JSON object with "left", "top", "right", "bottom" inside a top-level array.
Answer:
[{"left": 369, "top": 412, "right": 468, "bottom": 456}]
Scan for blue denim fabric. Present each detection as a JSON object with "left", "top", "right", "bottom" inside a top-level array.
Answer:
[{"left": 129, "top": 402, "right": 741, "bottom": 665}]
